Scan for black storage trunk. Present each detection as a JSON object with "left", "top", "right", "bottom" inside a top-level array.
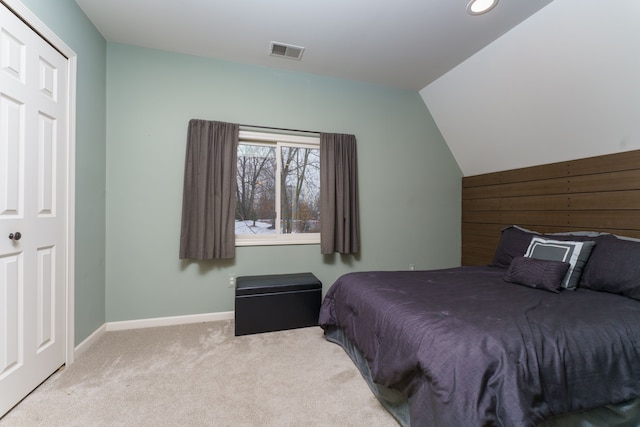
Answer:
[{"left": 235, "top": 273, "right": 322, "bottom": 336}]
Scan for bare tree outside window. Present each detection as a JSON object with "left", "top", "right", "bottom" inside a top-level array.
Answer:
[
  {"left": 235, "top": 135, "right": 320, "bottom": 243},
  {"left": 236, "top": 144, "right": 276, "bottom": 234},
  {"left": 281, "top": 146, "right": 320, "bottom": 234}
]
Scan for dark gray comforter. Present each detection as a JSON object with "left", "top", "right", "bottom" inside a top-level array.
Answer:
[{"left": 318, "top": 266, "right": 640, "bottom": 427}]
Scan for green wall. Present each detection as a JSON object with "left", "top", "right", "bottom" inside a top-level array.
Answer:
[
  {"left": 3, "top": 1, "right": 463, "bottom": 330},
  {"left": 106, "top": 43, "right": 462, "bottom": 321},
  {"left": 18, "top": 0, "right": 107, "bottom": 343}
]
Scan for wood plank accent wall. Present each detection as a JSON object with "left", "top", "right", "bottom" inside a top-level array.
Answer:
[{"left": 462, "top": 149, "right": 640, "bottom": 266}]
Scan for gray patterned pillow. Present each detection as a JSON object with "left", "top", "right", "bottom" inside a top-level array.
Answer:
[
  {"left": 524, "top": 237, "right": 595, "bottom": 289},
  {"left": 504, "top": 257, "right": 570, "bottom": 293}
]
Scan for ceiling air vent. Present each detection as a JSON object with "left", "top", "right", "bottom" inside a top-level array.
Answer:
[{"left": 269, "top": 41, "right": 305, "bottom": 61}]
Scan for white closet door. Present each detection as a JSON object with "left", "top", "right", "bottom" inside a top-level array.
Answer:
[{"left": 0, "top": 2, "right": 68, "bottom": 416}]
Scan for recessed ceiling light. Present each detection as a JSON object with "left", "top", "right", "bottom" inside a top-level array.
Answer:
[{"left": 467, "top": 0, "right": 499, "bottom": 15}]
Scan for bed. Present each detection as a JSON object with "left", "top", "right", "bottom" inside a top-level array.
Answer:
[
  {"left": 319, "top": 227, "right": 640, "bottom": 426},
  {"left": 319, "top": 150, "right": 640, "bottom": 426}
]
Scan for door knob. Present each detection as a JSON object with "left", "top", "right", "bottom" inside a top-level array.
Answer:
[{"left": 8, "top": 232, "right": 21, "bottom": 240}]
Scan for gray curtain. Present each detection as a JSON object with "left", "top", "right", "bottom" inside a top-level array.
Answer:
[
  {"left": 179, "top": 120, "right": 239, "bottom": 259},
  {"left": 320, "top": 133, "right": 360, "bottom": 254}
]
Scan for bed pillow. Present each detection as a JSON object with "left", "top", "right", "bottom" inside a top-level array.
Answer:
[
  {"left": 492, "top": 226, "right": 539, "bottom": 268},
  {"left": 579, "top": 234, "right": 640, "bottom": 301},
  {"left": 504, "top": 256, "right": 570, "bottom": 293},
  {"left": 491, "top": 225, "right": 601, "bottom": 269},
  {"left": 524, "top": 237, "right": 595, "bottom": 290}
]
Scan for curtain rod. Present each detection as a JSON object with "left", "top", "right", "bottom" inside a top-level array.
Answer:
[{"left": 238, "top": 123, "right": 321, "bottom": 135}]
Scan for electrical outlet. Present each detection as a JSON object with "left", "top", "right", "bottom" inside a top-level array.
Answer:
[
  {"left": 409, "top": 264, "right": 415, "bottom": 271},
  {"left": 228, "top": 274, "right": 236, "bottom": 287}
]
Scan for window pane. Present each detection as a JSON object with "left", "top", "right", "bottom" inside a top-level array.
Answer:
[
  {"left": 280, "top": 146, "right": 320, "bottom": 234},
  {"left": 236, "top": 144, "right": 276, "bottom": 235}
]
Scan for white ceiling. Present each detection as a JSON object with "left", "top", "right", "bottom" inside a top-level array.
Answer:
[{"left": 74, "top": 0, "right": 553, "bottom": 90}]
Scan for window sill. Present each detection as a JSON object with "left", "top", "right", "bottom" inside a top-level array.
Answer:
[{"left": 235, "top": 237, "right": 320, "bottom": 247}]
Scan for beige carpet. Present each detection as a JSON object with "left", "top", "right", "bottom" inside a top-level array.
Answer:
[{"left": 1, "top": 321, "right": 398, "bottom": 426}]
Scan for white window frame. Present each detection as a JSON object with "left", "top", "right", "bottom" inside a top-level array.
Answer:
[{"left": 235, "top": 130, "right": 320, "bottom": 246}]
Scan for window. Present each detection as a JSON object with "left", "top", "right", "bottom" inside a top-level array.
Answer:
[{"left": 235, "top": 131, "right": 320, "bottom": 245}]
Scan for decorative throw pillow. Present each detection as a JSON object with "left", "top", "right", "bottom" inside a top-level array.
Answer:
[
  {"left": 579, "top": 234, "right": 640, "bottom": 301},
  {"left": 524, "top": 237, "right": 595, "bottom": 289},
  {"left": 504, "top": 257, "right": 570, "bottom": 293}
]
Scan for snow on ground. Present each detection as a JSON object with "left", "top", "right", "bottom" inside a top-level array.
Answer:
[{"left": 235, "top": 220, "right": 275, "bottom": 235}]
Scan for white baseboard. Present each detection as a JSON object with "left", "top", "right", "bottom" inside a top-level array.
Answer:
[
  {"left": 72, "top": 311, "right": 235, "bottom": 360},
  {"left": 74, "top": 323, "right": 107, "bottom": 358},
  {"left": 106, "top": 311, "right": 235, "bottom": 332}
]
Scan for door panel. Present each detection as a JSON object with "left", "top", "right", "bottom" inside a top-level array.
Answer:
[
  {"left": 0, "top": 252, "right": 21, "bottom": 376},
  {"left": 37, "top": 112, "right": 55, "bottom": 215},
  {"left": 36, "top": 245, "right": 54, "bottom": 350},
  {"left": 0, "top": 93, "right": 23, "bottom": 217}
]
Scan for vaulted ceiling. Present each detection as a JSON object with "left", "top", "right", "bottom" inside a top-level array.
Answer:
[{"left": 74, "top": 0, "right": 553, "bottom": 90}]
